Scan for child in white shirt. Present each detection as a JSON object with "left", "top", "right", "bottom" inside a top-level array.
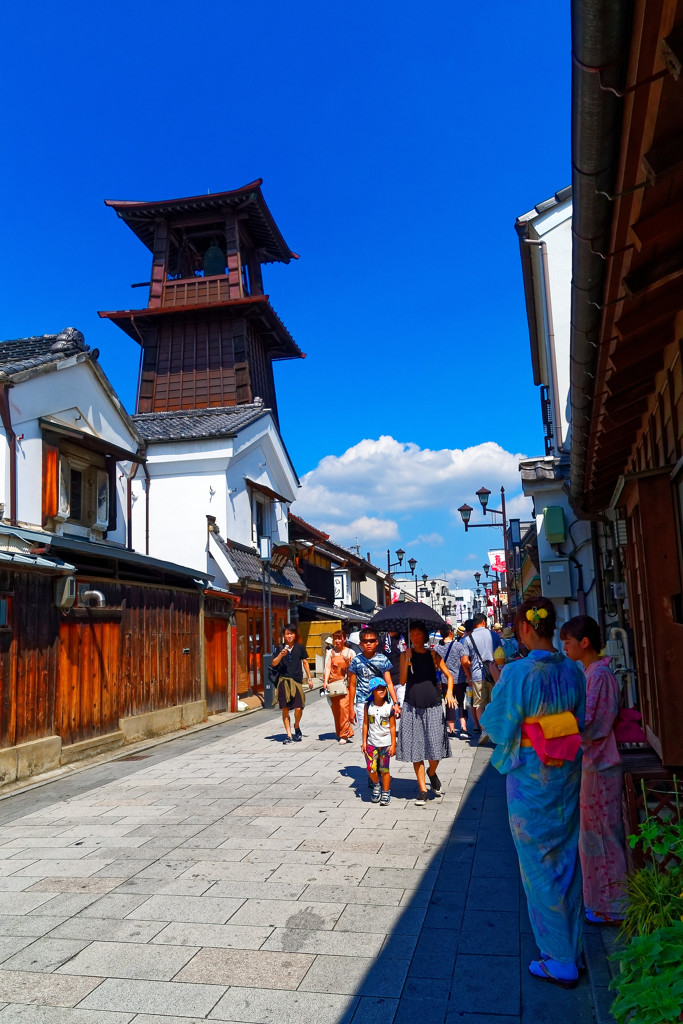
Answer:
[{"left": 362, "top": 679, "right": 396, "bottom": 806}]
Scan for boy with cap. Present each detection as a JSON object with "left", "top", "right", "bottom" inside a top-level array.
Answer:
[{"left": 362, "top": 679, "right": 396, "bottom": 806}]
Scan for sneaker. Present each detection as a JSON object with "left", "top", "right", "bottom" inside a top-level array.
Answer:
[
  {"left": 371, "top": 783, "right": 382, "bottom": 803},
  {"left": 293, "top": 728, "right": 302, "bottom": 742},
  {"left": 380, "top": 791, "right": 391, "bottom": 806},
  {"left": 427, "top": 771, "right": 442, "bottom": 795},
  {"left": 414, "top": 790, "right": 429, "bottom": 806},
  {"left": 478, "top": 731, "right": 490, "bottom": 746},
  {"left": 338, "top": 738, "right": 347, "bottom": 744},
  {"left": 282, "top": 735, "right": 292, "bottom": 744}
]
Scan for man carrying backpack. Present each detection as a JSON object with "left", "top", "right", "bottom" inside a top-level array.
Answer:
[{"left": 461, "top": 613, "right": 505, "bottom": 740}]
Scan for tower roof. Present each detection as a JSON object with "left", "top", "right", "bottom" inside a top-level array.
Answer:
[{"left": 104, "top": 180, "right": 298, "bottom": 265}]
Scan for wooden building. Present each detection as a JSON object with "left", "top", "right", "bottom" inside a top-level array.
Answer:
[
  {"left": 570, "top": 0, "right": 683, "bottom": 765},
  {"left": 100, "top": 184, "right": 308, "bottom": 703},
  {"left": 98, "top": 181, "right": 303, "bottom": 422},
  {"left": 0, "top": 331, "right": 214, "bottom": 784}
]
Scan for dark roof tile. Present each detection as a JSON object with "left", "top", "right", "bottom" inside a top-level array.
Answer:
[
  {"left": 133, "top": 404, "right": 267, "bottom": 441},
  {"left": 212, "top": 533, "right": 306, "bottom": 592},
  {"left": 0, "top": 328, "right": 89, "bottom": 377}
]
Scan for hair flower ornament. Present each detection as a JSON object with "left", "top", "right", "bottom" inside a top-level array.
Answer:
[{"left": 526, "top": 606, "right": 548, "bottom": 628}]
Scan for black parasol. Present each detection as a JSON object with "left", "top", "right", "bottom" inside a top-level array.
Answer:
[{"left": 369, "top": 602, "right": 447, "bottom": 634}]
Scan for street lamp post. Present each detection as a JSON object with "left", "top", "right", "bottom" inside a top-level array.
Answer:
[
  {"left": 386, "top": 548, "right": 417, "bottom": 602},
  {"left": 458, "top": 485, "right": 513, "bottom": 619}
]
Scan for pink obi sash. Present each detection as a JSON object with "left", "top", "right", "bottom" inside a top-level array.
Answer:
[{"left": 520, "top": 711, "right": 581, "bottom": 766}]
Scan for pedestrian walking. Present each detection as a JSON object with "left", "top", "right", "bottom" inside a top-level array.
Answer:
[
  {"left": 271, "top": 623, "right": 313, "bottom": 744},
  {"left": 480, "top": 597, "right": 586, "bottom": 988},
  {"left": 499, "top": 625, "right": 521, "bottom": 663},
  {"left": 461, "top": 613, "right": 505, "bottom": 739},
  {"left": 560, "top": 614, "right": 628, "bottom": 924},
  {"left": 348, "top": 629, "right": 400, "bottom": 732},
  {"left": 396, "top": 624, "right": 455, "bottom": 805},
  {"left": 362, "top": 678, "right": 396, "bottom": 805},
  {"left": 322, "top": 629, "right": 355, "bottom": 744},
  {"left": 382, "top": 630, "right": 407, "bottom": 707},
  {"left": 434, "top": 625, "right": 467, "bottom": 736}
]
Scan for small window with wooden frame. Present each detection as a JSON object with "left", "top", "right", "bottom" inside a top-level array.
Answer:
[{"left": 43, "top": 440, "right": 113, "bottom": 536}]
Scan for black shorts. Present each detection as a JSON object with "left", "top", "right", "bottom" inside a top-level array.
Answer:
[{"left": 277, "top": 679, "right": 304, "bottom": 710}]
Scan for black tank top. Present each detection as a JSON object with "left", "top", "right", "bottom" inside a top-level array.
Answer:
[{"left": 405, "top": 649, "right": 442, "bottom": 709}]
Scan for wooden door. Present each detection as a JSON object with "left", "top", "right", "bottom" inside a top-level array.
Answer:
[
  {"left": 204, "top": 617, "right": 229, "bottom": 713},
  {"left": 57, "top": 619, "right": 120, "bottom": 745}
]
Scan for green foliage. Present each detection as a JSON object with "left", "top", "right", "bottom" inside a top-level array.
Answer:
[
  {"left": 627, "top": 776, "right": 683, "bottom": 866},
  {"left": 621, "top": 864, "right": 683, "bottom": 940},
  {"left": 610, "top": 922, "right": 683, "bottom": 1024},
  {"left": 612, "top": 777, "right": 683, "bottom": 1022}
]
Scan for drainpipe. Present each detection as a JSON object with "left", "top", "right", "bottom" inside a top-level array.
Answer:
[
  {"left": 0, "top": 379, "right": 17, "bottom": 525},
  {"left": 569, "top": 0, "right": 634, "bottom": 511},
  {"left": 521, "top": 238, "right": 566, "bottom": 451},
  {"left": 143, "top": 461, "right": 150, "bottom": 555}
]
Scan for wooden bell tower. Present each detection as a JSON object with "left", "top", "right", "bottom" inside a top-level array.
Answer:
[{"left": 99, "top": 180, "right": 303, "bottom": 422}]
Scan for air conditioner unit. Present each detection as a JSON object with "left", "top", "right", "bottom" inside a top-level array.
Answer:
[{"left": 55, "top": 575, "right": 76, "bottom": 609}]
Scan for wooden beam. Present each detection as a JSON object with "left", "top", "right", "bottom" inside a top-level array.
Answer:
[
  {"left": 608, "top": 319, "right": 673, "bottom": 373},
  {"left": 642, "top": 130, "right": 683, "bottom": 185},
  {"left": 616, "top": 277, "right": 683, "bottom": 337},
  {"left": 623, "top": 248, "right": 683, "bottom": 298},
  {"left": 631, "top": 198, "right": 683, "bottom": 250}
]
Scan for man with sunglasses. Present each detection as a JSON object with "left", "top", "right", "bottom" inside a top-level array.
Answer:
[{"left": 348, "top": 629, "right": 401, "bottom": 742}]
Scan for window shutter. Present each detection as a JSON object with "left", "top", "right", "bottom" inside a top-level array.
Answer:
[
  {"left": 95, "top": 470, "right": 109, "bottom": 529},
  {"left": 42, "top": 443, "right": 59, "bottom": 524},
  {"left": 106, "top": 457, "right": 117, "bottom": 533}
]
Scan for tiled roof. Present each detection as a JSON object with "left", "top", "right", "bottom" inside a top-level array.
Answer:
[
  {"left": 133, "top": 403, "right": 268, "bottom": 441},
  {"left": 212, "top": 532, "right": 306, "bottom": 592},
  {"left": 0, "top": 328, "right": 89, "bottom": 377}
]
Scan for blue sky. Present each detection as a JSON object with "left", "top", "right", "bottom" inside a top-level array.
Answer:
[{"left": 1, "top": 0, "right": 570, "bottom": 591}]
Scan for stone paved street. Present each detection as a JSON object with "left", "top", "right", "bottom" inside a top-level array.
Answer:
[{"left": 0, "top": 694, "right": 603, "bottom": 1023}]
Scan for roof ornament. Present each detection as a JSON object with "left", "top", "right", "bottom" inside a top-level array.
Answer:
[{"left": 51, "top": 327, "right": 86, "bottom": 353}]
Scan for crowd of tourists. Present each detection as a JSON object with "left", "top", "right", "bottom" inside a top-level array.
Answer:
[{"left": 270, "top": 599, "right": 630, "bottom": 992}]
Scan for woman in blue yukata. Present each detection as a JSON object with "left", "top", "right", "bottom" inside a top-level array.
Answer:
[{"left": 480, "top": 596, "right": 586, "bottom": 989}]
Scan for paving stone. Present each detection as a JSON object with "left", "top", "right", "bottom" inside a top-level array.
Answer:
[
  {"left": 151, "top": 922, "right": 272, "bottom": 949},
  {"left": 208, "top": 986, "right": 357, "bottom": 1024},
  {"left": 126, "top": 895, "right": 244, "bottom": 924},
  {"left": 335, "top": 903, "right": 426, "bottom": 935},
  {"left": 2, "top": 938, "right": 91, "bottom": 973},
  {"left": 448, "top": 953, "right": 520, "bottom": 1016},
  {"left": 0, "top": 893, "right": 58, "bottom": 916},
  {"left": 203, "top": 879, "right": 306, "bottom": 901},
  {"left": 227, "top": 898, "right": 343, "bottom": 930},
  {"left": 393, "top": 993, "right": 449, "bottom": 1024},
  {"left": 0, "top": 969, "right": 102, "bottom": 1008},
  {"left": 48, "top": 918, "right": 166, "bottom": 944},
  {"left": 458, "top": 909, "right": 520, "bottom": 955},
  {"left": 0, "top": 1006, "right": 133, "bottom": 1023},
  {"left": 57, "top": 940, "right": 196, "bottom": 980},
  {"left": 25, "top": 878, "right": 126, "bottom": 894},
  {"left": 299, "top": 953, "right": 410, "bottom": 995},
  {"left": 300, "top": 883, "right": 403, "bottom": 906},
  {"left": 175, "top": 947, "right": 314, "bottom": 988},
  {"left": 465, "top": 875, "right": 520, "bottom": 912},
  {"left": 78, "top": 978, "right": 224, "bottom": 1017},
  {"left": 78, "top": 894, "right": 151, "bottom": 919},
  {"left": 0, "top": 936, "right": 35, "bottom": 964},
  {"left": 263, "top": 927, "right": 384, "bottom": 957},
  {"left": 350, "top": 995, "right": 398, "bottom": 1023}
]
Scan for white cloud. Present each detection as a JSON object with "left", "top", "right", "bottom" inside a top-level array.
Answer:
[
  {"left": 317, "top": 516, "right": 399, "bottom": 543},
  {"left": 294, "top": 436, "right": 527, "bottom": 524},
  {"left": 406, "top": 532, "right": 443, "bottom": 547}
]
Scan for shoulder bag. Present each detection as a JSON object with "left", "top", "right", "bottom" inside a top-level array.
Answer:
[{"left": 468, "top": 632, "right": 497, "bottom": 685}]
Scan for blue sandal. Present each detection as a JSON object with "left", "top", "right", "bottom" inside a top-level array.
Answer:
[{"left": 529, "top": 958, "right": 579, "bottom": 989}]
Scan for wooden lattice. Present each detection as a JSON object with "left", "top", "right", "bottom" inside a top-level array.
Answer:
[{"left": 623, "top": 769, "right": 682, "bottom": 871}]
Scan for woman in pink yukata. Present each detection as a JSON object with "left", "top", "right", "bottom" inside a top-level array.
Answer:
[{"left": 560, "top": 615, "right": 627, "bottom": 924}]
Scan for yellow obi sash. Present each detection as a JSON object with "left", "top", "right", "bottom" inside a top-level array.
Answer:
[{"left": 520, "top": 711, "right": 580, "bottom": 766}]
